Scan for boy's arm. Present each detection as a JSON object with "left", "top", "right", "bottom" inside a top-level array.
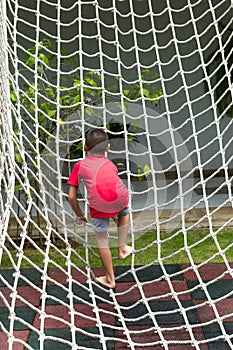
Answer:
[{"left": 68, "top": 185, "right": 87, "bottom": 222}]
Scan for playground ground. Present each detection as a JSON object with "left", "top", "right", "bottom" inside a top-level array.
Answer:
[{"left": 0, "top": 262, "right": 233, "bottom": 349}]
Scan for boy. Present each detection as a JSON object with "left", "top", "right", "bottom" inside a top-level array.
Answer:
[{"left": 68, "top": 128, "right": 132, "bottom": 288}]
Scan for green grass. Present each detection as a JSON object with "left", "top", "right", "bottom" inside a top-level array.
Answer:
[{"left": 1, "top": 229, "right": 233, "bottom": 269}]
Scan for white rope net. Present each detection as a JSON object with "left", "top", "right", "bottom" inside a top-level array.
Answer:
[{"left": 0, "top": 0, "right": 233, "bottom": 349}]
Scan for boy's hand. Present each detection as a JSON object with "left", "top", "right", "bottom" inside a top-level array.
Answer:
[
  {"left": 112, "top": 215, "right": 119, "bottom": 223},
  {"left": 75, "top": 216, "right": 88, "bottom": 224}
]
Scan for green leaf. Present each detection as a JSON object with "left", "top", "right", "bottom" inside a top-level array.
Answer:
[
  {"left": 141, "top": 69, "right": 150, "bottom": 76},
  {"left": 14, "top": 184, "right": 22, "bottom": 191},
  {"left": 73, "top": 79, "right": 81, "bottom": 86},
  {"left": 133, "top": 122, "right": 139, "bottom": 131},
  {"left": 137, "top": 166, "right": 144, "bottom": 181},
  {"left": 29, "top": 104, "right": 35, "bottom": 113},
  {"left": 38, "top": 115, "right": 45, "bottom": 123},
  {"left": 39, "top": 53, "right": 50, "bottom": 66},
  {"left": 41, "top": 38, "right": 52, "bottom": 48},
  {"left": 76, "top": 142, "right": 83, "bottom": 150},
  {"left": 47, "top": 110, "right": 56, "bottom": 117},
  {"left": 37, "top": 66, "right": 42, "bottom": 74},
  {"left": 59, "top": 95, "right": 71, "bottom": 106},
  {"left": 84, "top": 88, "right": 96, "bottom": 96},
  {"left": 58, "top": 117, "right": 65, "bottom": 129},
  {"left": 27, "top": 47, "right": 36, "bottom": 54},
  {"left": 144, "top": 164, "right": 151, "bottom": 177},
  {"left": 142, "top": 88, "right": 150, "bottom": 98},
  {"left": 129, "top": 90, "right": 138, "bottom": 100},
  {"left": 85, "top": 107, "right": 94, "bottom": 116},
  {"left": 46, "top": 87, "right": 55, "bottom": 98},
  {"left": 73, "top": 94, "right": 81, "bottom": 104},
  {"left": 28, "top": 87, "right": 35, "bottom": 95},
  {"left": 85, "top": 77, "right": 97, "bottom": 87},
  {"left": 15, "top": 153, "right": 23, "bottom": 164},
  {"left": 10, "top": 91, "right": 17, "bottom": 103},
  {"left": 26, "top": 56, "right": 35, "bottom": 67},
  {"left": 40, "top": 102, "right": 51, "bottom": 113},
  {"left": 152, "top": 72, "right": 160, "bottom": 79},
  {"left": 127, "top": 135, "right": 134, "bottom": 141}
]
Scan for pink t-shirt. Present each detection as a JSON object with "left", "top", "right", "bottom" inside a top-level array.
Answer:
[{"left": 67, "top": 155, "right": 129, "bottom": 218}]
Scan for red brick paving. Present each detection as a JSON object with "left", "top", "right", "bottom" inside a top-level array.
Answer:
[
  {"left": 1, "top": 264, "right": 232, "bottom": 348},
  {"left": 194, "top": 298, "right": 233, "bottom": 323},
  {"left": 32, "top": 303, "right": 115, "bottom": 329},
  {"left": 115, "top": 325, "right": 208, "bottom": 350},
  {"left": 0, "top": 286, "right": 41, "bottom": 308},
  {"left": 181, "top": 262, "right": 233, "bottom": 281},
  {"left": 115, "top": 280, "right": 192, "bottom": 303},
  {"left": 0, "top": 330, "right": 30, "bottom": 350}
]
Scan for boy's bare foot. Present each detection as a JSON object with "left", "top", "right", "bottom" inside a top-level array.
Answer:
[
  {"left": 96, "top": 276, "right": 116, "bottom": 289},
  {"left": 118, "top": 245, "right": 132, "bottom": 260}
]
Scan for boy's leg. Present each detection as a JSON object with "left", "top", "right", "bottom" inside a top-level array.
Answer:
[
  {"left": 117, "top": 213, "right": 132, "bottom": 259},
  {"left": 95, "top": 231, "right": 115, "bottom": 288}
]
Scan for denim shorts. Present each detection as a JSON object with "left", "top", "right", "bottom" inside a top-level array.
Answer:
[{"left": 91, "top": 207, "right": 129, "bottom": 232}]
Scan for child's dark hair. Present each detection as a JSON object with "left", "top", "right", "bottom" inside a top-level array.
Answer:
[{"left": 85, "top": 128, "right": 109, "bottom": 154}]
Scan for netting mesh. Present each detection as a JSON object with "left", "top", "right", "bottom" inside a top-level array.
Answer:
[{"left": 0, "top": 0, "right": 233, "bottom": 349}]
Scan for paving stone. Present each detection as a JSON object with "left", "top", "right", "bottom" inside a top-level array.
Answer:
[
  {"left": 0, "top": 307, "right": 37, "bottom": 331},
  {"left": 0, "top": 330, "right": 30, "bottom": 350},
  {"left": 116, "top": 264, "right": 184, "bottom": 283},
  {"left": 28, "top": 327, "right": 115, "bottom": 349},
  {"left": 202, "top": 322, "right": 233, "bottom": 350},
  {"left": 1, "top": 263, "right": 233, "bottom": 349},
  {"left": 116, "top": 300, "right": 198, "bottom": 326},
  {"left": 194, "top": 299, "right": 233, "bottom": 323},
  {"left": 0, "top": 286, "right": 41, "bottom": 308},
  {"left": 187, "top": 280, "right": 233, "bottom": 300},
  {"left": 181, "top": 263, "right": 233, "bottom": 281}
]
